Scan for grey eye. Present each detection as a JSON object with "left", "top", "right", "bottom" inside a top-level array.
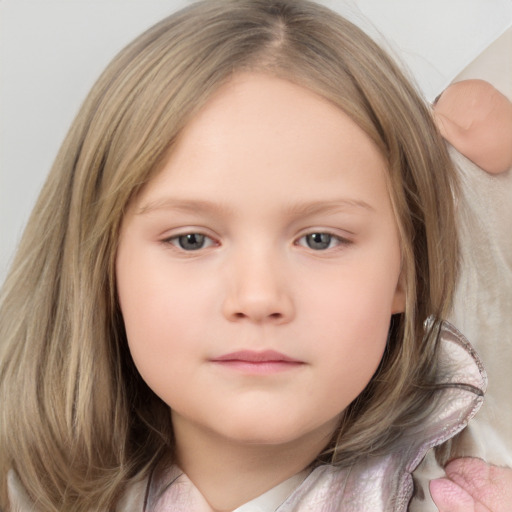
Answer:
[
  {"left": 176, "top": 233, "right": 207, "bottom": 251},
  {"left": 303, "top": 233, "right": 333, "bottom": 250}
]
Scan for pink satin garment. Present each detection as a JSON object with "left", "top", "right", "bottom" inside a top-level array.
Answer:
[
  {"left": 7, "top": 322, "right": 485, "bottom": 512},
  {"left": 140, "top": 322, "right": 486, "bottom": 512}
]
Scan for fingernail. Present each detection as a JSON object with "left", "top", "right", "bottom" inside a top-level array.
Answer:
[{"left": 432, "top": 91, "right": 444, "bottom": 106}]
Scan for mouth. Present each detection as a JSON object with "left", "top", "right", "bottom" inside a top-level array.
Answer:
[{"left": 209, "top": 350, "right": 305, "bottom": 374}]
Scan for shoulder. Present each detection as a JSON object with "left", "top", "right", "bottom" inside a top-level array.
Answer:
[{"left": 433, "top": 79, "right": 512, "bottom": 174}]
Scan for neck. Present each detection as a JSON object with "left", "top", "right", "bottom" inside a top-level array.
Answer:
[{"left": 172, "top": 414, "right": 335, "bottom": 512}]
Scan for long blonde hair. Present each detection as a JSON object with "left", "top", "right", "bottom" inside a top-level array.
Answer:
[{"left": 0, "top": 1, "right": 458, "bottom": 510}]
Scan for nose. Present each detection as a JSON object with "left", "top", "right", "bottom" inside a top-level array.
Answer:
[{"left": 221, "top": 247, "right": 295, "bottom": 325}]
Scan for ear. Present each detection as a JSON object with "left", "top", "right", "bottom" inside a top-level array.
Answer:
[{"left": 391, "top": 270, "right": 406, "bottom": 314}]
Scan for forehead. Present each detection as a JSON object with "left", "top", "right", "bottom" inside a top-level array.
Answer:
[{"left": 135, "top": 72, "right": 393, "bottom": 217}]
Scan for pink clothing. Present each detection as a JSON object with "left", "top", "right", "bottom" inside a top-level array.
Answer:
[
  {"left": 8, "top": 322, "right": 486, "bottom": 511},
  {"left": 121, "top": 322, "right": 485, "bottom": 512}
]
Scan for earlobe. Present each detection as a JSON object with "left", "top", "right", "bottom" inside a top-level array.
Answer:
[{"left": 391, "top": 273, "right": 406, "bottom": 314}]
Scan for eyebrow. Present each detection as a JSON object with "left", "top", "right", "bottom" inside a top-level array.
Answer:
[
  {"left": 283, "top": 198, "right": 375, "bottom": 217},
  {"left": 136, "top": 197, "right": 375, "bottom": 216},
  {"left": 136, "top": 198, "right": 235, "bottom": 216}
]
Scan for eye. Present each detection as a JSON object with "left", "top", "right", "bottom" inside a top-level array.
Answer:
[
  {"left": 297, "top": 232, "right": 347, "bottom": 250},
  {"left": 167, "top": 233, "right": 216, "bottom": 251}
]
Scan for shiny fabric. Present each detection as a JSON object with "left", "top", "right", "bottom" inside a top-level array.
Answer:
[
  {"left": 410, "top": 147, "right": 512, "bottom": 511},
  {"left": 8, "top": 322, "right": 486, "bottom": 511},
  {"left": 115, "top": 321, "right": 485, "bottom": 512}
]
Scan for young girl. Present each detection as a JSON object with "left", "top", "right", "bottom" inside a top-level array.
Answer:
[{"left": 0, "top": 1, "right": 493, "bottom": 510}]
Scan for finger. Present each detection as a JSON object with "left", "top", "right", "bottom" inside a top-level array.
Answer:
[
  {"left": 430, "top": 477, "right": 477, "bottom": 512},
  {"left": 432, "top": 80, "right": 512, "bottom": 174},
  {"left": 444, "top": 458, "right": 512, "bottom": 511},
  {"left": 431, "top": 109, "right": 476, "bottom": 165},
  {"left": 431, "top": 110, "right": 462, "bottom": 143}
]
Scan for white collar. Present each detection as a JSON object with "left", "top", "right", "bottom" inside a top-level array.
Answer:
[
  {"left": 233, "top": 470, "right": 309, "bottom": 512},
  {"left": 141, "top": 322, "right": 486, "bottom": 512},
  {"left": 146, "top": 466, "right": 309, "bottom": 512},
  {"left": 8, "top": 323, "right": 486, "bottom": 512}
]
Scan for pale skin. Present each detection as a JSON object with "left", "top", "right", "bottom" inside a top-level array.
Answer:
[
  {"left": 433, "top": 79, "right": 512, "bottom": 175},
  {"left": 430, "top": 458, "right": 512, "bottom": 512},
  {"left": 431, "top": 80, "right": 512, "bottom": 511},
  {"left": 116, "top": 73, "right": 512, "bottom": 511},
  {"left": 116, "top": 72, "right": 405, "bottom": 511}
]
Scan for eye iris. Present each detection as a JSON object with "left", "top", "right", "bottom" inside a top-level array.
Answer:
[
  {"left": 178, "top": 233, "right": 205, "bottom": 250},
  {"left": 307, "top": 233, "right": 331, "bottom": 250}
]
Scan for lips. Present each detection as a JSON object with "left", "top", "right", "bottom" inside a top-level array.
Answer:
[
  {"left": 212, "top": 350, "right": 301, "bottom": 363},
  {"left": 210, "top": 350, "right": 304, "bottom": 374}
]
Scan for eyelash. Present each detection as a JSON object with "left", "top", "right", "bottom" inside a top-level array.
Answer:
[{"left": 163, "top": 231, "right": 352, "bottom": 252}]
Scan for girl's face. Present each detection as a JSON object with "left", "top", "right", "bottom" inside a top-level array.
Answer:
[{"left": 117, "top": 73, "right": 404, "bottom": 449}]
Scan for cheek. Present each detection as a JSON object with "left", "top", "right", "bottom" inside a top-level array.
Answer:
[
  {"left": 117, "top": 254, "right": 228, "bottom": 413},
  {"left": 121, "top": 299, "right": 197, "bottom": 409},
  {"left": 302, "top": 250, "right": 400, "bottom": 336},
  {"left": 319, "top": 285, "right": 390, "bottom": 375},
  {"left": 116, "top": 249, "right": 193, "bottom": 392},
  {"left": 299, "top": 254, "right": 399, "bottom": 403},
  {"left": 123, "top": 282, "right": 193, "bottom": 350}
]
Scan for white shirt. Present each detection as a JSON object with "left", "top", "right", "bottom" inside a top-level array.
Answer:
[
  {"left": 148, "top": 467, "right": 310, "bottom": 512},
  {"left": 234, "top": 471, "right": 310, "bottom": 512}
]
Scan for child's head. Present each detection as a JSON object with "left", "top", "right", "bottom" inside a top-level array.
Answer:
[
  {"left": 116, "top": 70, "right": 406, "bottom": 461},
  {"left": 0, "top": 0, "right": 457, "bottom": 509}
]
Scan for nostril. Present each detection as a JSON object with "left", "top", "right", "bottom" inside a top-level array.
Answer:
[
  {"left": 222, "top": 288, "right": 295, "bottom": 324},
  {"left": 232, "top": 311, "right": 282, "bottom": 320}
]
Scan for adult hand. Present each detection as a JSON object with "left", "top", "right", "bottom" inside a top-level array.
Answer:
[{"left": 430, "top": 457, "right": 512, "bottom": 511}]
